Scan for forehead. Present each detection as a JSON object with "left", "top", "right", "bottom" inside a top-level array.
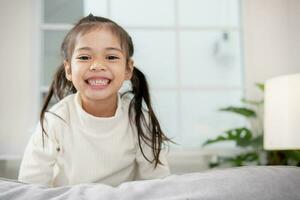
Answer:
[{"left": 74, "top": 27, "right": 122, "bottom": 50}]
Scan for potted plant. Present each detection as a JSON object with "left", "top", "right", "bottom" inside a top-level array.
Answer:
[{"left": 202, "top": 83, "right": 300, "bottom": 168}]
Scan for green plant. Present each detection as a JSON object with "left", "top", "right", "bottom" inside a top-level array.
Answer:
[{"left": 203, "top": 83, "right": 300, "bottom": 168}]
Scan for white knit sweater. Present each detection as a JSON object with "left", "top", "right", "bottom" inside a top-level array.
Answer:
[{"left": 18, "top": 92, "right": 170, "bottom": 187}]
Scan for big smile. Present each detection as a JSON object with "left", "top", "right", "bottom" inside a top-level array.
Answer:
[{"left": 85, "top": 78, "right": 112, "bottom": 89}]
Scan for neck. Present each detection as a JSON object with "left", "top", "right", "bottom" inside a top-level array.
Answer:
[{"left": 81, "top": 94, "right": 118, "bottom": 118}]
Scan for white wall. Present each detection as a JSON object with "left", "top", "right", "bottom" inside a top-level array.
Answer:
[
  {"left": 0, "top": 0, "right": 39, "bottom": 155},
  {"left": 243, "top": 0, "right": 300, "bottom": 99}
]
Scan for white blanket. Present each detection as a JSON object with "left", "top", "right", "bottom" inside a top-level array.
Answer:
[{"left": 1, "top": 166, "right": 300, "bottom": 200}]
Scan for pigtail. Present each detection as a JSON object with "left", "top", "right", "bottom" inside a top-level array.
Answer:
[
  {"left": 128, "top": 67, "right": 173, "bottom": 168},
  {"left": 40, "top": 64, "right": 75, "bottom": 147}
]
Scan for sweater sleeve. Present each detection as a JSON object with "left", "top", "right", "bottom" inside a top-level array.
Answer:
[
  {"left": 18, "top": 116, "right": 60, "bottom": 187},
  {"left": 134, "top": 110, "right": 171, "bottom": 180}
]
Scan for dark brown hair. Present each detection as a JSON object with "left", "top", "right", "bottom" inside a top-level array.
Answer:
[{"left": 40, "top": 14, "right": 173, "bottom": 167}]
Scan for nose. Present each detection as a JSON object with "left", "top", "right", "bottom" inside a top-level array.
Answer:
[{"left": 89, "top": 61, "right": 107, "bottom": 71}]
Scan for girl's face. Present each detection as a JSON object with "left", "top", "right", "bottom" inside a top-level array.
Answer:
[{"left": 64, "top": 28, "right": 133, "bottom": 105}]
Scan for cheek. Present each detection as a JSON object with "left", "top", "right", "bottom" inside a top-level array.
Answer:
[
  {"left": 71, "top": 61, "right": 86, "bottom": 74},
  {"left": 116, "top": 68, "right": 128, "bottom": 80},
  {"left": 69, "top": 64, "right": 86, "bottom": 84}
]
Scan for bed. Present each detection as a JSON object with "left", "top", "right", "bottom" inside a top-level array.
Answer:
[{"left": 1, "top": 166, "right": 300, "bottom": 200}]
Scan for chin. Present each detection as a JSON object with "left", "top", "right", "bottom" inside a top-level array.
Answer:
[{"left": 84, "top": 91, "right": 117, "bottom": 102}]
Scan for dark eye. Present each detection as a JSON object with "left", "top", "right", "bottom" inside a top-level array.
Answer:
[
  {"left": 106, "top": 55, "right": 119, "bottom": 60},
  {"left": 77, "top": 56, "right": 91, "bottom": 61}
]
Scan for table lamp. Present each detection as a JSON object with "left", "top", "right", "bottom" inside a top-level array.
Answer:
[{"left": 264, "top": 73, "right": 300, "bottom": 150}]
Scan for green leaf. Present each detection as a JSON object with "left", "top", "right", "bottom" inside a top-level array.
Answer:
[
  {"left": 226, "top": 152, "right": 259, "bottom": 166},
  {"left": 211, "top": 152, "right": 259, "bottom": 167},
  {"left": 202, "top": 127, "right": 253, "bottom": 147},
  {"left": 219, "top": 106, "right": 257, "bottom": 118},
  {"left": 256, "top": 83, "right": 265, "bottom": 92},
  {"left": 241, "top": 98, "right": 264, "bottom": 106}
]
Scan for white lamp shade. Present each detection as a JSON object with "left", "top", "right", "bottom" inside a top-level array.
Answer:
[{"left": 264, "top": 73, "right": 300, "bottom": 150}]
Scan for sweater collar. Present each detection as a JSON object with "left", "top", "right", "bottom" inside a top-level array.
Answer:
[{"left": 74, "top": 92, "right": 124, "bottom": 134}]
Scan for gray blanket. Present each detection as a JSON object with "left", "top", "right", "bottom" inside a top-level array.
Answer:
[{"left": 0, "top": 166, "right": 300, "bottom": 200}]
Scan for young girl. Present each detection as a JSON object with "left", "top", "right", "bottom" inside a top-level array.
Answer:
[{"left": 18, "top": 14, "right": 172, "bottom": 187}]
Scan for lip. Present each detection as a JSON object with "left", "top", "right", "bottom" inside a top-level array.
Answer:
[{"left": 85, "top": 76, "right": 112, "bottom": 81}]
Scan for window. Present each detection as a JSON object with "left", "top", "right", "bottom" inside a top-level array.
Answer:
[{"left": 40, "top": 0, "right": 245, "bottom": 149}]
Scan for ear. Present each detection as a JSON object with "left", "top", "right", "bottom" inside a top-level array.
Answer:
[
  {"left": 64, "top": 60, "right": 72, "bottom": 81},
  {"left": 125, "top": 59, "right": 134, "bottom": 80}
]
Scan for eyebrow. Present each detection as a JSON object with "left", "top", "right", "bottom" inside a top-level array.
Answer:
[{"left": 75, "top": 47, "right": 123, "bottom": 53}]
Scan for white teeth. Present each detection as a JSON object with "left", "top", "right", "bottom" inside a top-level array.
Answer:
[{"left": 88, "top": 79, "right": 110, "bottom": 85}]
